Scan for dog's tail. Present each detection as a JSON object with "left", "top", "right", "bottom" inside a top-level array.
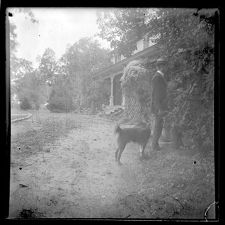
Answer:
[{"left": 114, "top": 124, "right": 122, "bottom": 134}]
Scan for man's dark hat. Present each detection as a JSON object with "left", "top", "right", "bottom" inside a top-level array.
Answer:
[{"left": 156, "top": 57, "right": 167, "bottom": 65}]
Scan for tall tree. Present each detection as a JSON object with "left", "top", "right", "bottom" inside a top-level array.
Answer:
[
  {"left": 97, "top": 8, "right": 156, "bottom": 57},
  {"left": 10, "top": 58, "right": 34, "bottom": 106},
  {"left": 9, "top": 8, "right": 38, "bottom": 65},
  {"left": 47, "top": 37, "right": 111, "bottom": 112},
  {"left": 38, "top": 48, "right": 58, "bottom": 84},
  {"left": 59, "top": 37, "right": 111, "bottom": 110},
  {"left": 9, "top": 22, "right": 18, "bottom": 55},
  {"left": 11, "top": 58, "right": 34, "bottom": 81},
  {"left": 9, "top": 8, "right": 39, "bottom": 105},
  {"left": 14, "top": 69, "right": 46, "bottom": 109}
]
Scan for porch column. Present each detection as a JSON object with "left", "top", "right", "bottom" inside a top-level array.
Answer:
[
  {"left": 122, "top": 91, "right": 125, "bottom": 107},
  {"left": 110, "top": 76, "right": 114, "bottom": 106}
]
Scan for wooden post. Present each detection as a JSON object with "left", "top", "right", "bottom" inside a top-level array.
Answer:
[{"left": 122, "top": 90, "right": 125, "bottom": 107}]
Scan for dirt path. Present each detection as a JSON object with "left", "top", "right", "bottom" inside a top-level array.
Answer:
[{"left": 9, "top": 114, "right": 215, "bottom": 219}]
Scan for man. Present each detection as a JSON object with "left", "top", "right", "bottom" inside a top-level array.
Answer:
[{"left": 151, "top": 57, "right": 169, "bottom": 151}]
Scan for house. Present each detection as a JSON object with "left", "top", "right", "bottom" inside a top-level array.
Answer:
[{"left": 92, "top": 33, "right": 162, "bottom": 109}]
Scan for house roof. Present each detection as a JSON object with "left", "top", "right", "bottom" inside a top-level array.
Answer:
[{"left": 92, "top": 44, "right": 162, "bottom": 80}]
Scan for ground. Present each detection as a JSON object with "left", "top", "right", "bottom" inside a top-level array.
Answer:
[{"left": 9, "top": 109, "right": 215, "bottom": 219}]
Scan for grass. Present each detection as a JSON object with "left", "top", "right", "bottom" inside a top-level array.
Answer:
[
  {"left": 134, "top": 149, "right": 215, "bottom": 219},
  {"left": 11, "top": 110, "right": 81, "bottom": 160},
  {"left": 18, "top": 208, "right": 45, "bottom": 219}
]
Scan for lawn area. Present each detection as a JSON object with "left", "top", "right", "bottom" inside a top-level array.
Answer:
[
  {"left": 11, "top": 108, "right": 26, "bottom": 115},
  {"left": 11, "top": 109, "right": 81, "bottom": 159}
]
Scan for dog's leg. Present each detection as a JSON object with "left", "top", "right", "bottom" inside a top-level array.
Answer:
[
  {"left": 117, "top": 145, "right": 126, "bottom": 165},
  {"left": 115, "top": 148, "right": 120, "bottom": 161},
  {"left": 139, "top": 145, "right": 144, "bottom": 158},
  {"left": 140, "top": 143, "right": 147, "bottom": 159}
]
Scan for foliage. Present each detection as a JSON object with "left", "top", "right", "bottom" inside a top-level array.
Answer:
[
  {"left": 97, "top": 8, "right": 157, "bottom": 57},
  {"left": 60, "top": 37, "right": 111, "bottom": 75},
  {"left": 9, "top": 22, "right": 18, "bottom": 55},
  {"left": 150, "top": 8, "right": 216, "bottom": 150},
  {"left": 86, "top": 79, "right": 110, "bottom": 112},
  {"left": 98, "top": 8, "right": 216, "bottom": 150},
  {"left": 121, "top": 60, "right": 147, "bottom": 90},
  {"left": 8, "top": 8, "right": 39, "bottom": 24},
  {"left": 58, "top": 37, "right": 112, "bottom": 111},
  {"left": 9, "top": 9, "right": 111, "bottom": 113},
  {"left": 120, "top": 60, "right": 153, "bottom": 123},
  {"left": 38, "top": 48, "right": 59, "bottom": 84},
  {"left": 11, "top": 36, "right": 111, "bottom": 113},
  {"left": 20, "top": 97, "right": 32, "bottom": 110},
  {"left": 11, "top": 58, "right": 34, "bottom": 81},
  {"left": 9, "top": 9, "right": 39, "bottom": 74},
  {"left": 9, "top": 9, "right": 41, "bottom": 108},
  {"left": 46, "top": 76, "right": 75, "bottom": 112},
  {"left": 9, "top": 8, "right": 38, "bottom": 55},
  {"left": 14, "top": 69, "right": 46, "bottom": 110}
]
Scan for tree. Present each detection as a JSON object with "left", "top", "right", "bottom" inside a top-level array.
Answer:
[
  {"left": 8, "top": 8, "right": 38, "bottom": 24},
  {"left": 9, "top": 8, "right": 39, "bottom": 107},
  {"left": 11, "top": 58, "right": 34, "bottom": 81},
  {"left": 20, "top": 97, "right": 32, "bottom": 110},
  {"left": 45, "top": 37, "right": 111, "bottom": 113},
  {"left": 46, "top": 76, "right": 75, "bottom": 112},
  {"left": 97, "top": 8, "right": 156, "bottom": 57},
  {"left": 38, "top": 48, "right": 59, "bottom": 84},
  {"left": 58, "top": 37, "right": 111, "bottom": 111},
  {"left": 11, "top": 58, "right": 34, "bottom": 107},
  {"left": 9, "top": 22, "right": 18, "bottom": 55},
  {"left": 9, "top": 8, "right": 38, "bottom": 55},
  {"left": 86, "top": 79, "right": 111, "bottom": 113},
  {"left": 9, "top": 8, "right": 39, "bottom": 74},
  {"left": 13, "top": 64, "right": 47, "bottom": 110}
]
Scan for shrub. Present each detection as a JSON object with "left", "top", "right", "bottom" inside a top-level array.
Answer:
[
  {"left": 20, "top": 97, "right": 32, "bottom": 110},
  {"left": 46, "top": 84, "right": 75, "bottom": 113}
]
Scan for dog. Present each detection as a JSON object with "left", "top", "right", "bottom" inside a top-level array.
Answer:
[{"left": 114, "top": 122, "right": 151, "bottom": 165}]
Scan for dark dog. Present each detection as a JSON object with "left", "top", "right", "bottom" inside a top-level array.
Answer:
[{"left": 114, "top": 122, "right": 151, "bottom": 165}]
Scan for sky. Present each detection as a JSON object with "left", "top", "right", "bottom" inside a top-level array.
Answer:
[{"left": 9, "top": 8, "right": 111, "bottom": 68}]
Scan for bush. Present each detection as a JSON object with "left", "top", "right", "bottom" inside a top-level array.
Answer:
[
  {"left": 85, "top": 79, "right": 110, "bottom": 113},
  {"left": 46, "top": 86, "right": 75, "bottom": 113},
  {"left": 20, "top": 97, "right": 32, "bottom": 110}
]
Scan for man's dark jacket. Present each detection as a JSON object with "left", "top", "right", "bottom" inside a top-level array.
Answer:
[{"left": 151, "top": 71, "right": 168, "bottom": 115}]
